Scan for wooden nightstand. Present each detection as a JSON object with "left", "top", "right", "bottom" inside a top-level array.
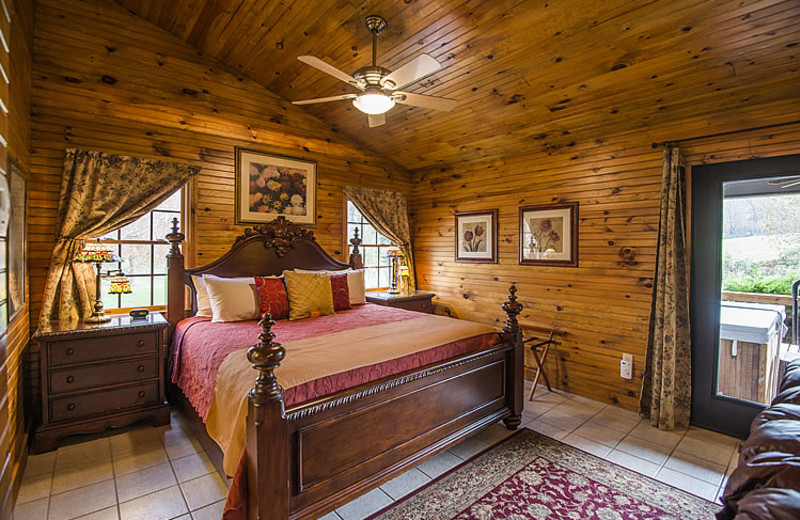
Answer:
[
  {"left": 33, "top": 313, "right": 170, "bottom": 452},
  {"left": 365, "top": 290, "right": 435, "bottom": 314}
]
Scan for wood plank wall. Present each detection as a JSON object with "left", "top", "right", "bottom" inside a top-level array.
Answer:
[
  {"left": 28, "top": 0, "right": 411, "bottom": 325},
  {"left": 1, "top": 0, "right": 33, "bottom": 517},
  {"left": 411, "top": 122, "right": 800, "bottom": 412}
]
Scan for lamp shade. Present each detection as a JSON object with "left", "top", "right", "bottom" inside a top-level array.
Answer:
[
  {"left": 73, "top": 242, "right": 122, "bottom": 264},
  {"left": 108, "top": 275, "right": 132, "bottom": 295},
  {"left": 352, "top": 93, "right": 395, "bottom": 115},
  {"left": 384, "top": 247, "right": 403, "bottom": 258}
]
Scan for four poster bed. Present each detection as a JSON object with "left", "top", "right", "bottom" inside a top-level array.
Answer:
[{"left": 164, "top": 217, "right": 524, "bottom": 520}]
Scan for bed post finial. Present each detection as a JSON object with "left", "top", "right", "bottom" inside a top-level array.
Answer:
[
  {"left": 248, "top": 313, "right": 286, "bottom": 427},
  {"left": 349, "top": 227, "right": 363, "bottom": 269},
  {"left": 502, "top": 284, "right": 523, "bottom": 334},
  {"left": 502, "top": 283, "right": 524, "bottom": 430},
  {"left": 166, "top": 218, "right": 186, "bottom": 333}
]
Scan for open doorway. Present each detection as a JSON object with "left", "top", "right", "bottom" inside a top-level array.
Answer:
[{"left": 691, "top": 154, "right": 800, "bottom": 438}]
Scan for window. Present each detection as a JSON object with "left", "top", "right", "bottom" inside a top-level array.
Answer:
[
  {"left": 346, "top": 200, "right": 396, "bottom": 290},
  {"left": 99, "top": 189, "right": 183, "bottom": 309}
]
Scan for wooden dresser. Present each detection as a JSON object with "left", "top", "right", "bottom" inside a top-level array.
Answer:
[
  {"left": 33, "top": 313, "right": 170, "bottom": 452},
  {"left": 365, "top": 290, "right": 435, "bottom": 314}
]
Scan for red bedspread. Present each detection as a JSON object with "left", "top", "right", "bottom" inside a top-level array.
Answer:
[{"left": 171, "top": 304, "right": 500, "bottom": 422}]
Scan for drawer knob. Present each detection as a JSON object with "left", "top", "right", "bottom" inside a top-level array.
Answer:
[
  {"left": 137, "top": 365, "right": 145, "bottom": 373},
  {"left": 66, "top": 376, "right": 75, "bottom": 384},
  {"left": 137, "top": 391, "right": 146, "bottom": 398},
  {"left": 67, "top": 403, "right": 75, "bottom": 411},
  {"left": 66, "top": 348, "right": 74, "bottom": 356},
  {"left": 137, "top": 340, "right": 145, "bottom": 347}
]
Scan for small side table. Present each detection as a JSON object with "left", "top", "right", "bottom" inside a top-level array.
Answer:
[
  {"left": 33, "top": 313, "right": 171, "bottom": 452},
  {"left": 366, "top": 290, "right": 435, "bottom": 314}
]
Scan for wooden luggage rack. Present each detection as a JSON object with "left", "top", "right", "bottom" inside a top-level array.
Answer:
[{"left": 523, "top": 325, "right": 566, "bottom": 400}]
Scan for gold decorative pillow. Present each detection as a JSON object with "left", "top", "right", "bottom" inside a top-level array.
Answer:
[{"left": 283, "top": 271, "right": 335, "bottom": 320}]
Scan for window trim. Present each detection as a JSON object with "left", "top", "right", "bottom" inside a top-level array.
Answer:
[{"left": 97, "top": 188, "right": 185, "bottom": 311}]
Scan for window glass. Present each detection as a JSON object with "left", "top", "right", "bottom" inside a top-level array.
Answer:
[{"left": 346, "top": 200, "right": 398, "bottom": 290}]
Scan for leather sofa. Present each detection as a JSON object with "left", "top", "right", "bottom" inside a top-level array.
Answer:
[{"left": 717, "top": 358, "right": 800, "bottom": 519}]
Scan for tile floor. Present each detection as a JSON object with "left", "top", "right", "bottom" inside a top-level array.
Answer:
[{"left": 14, "top": 385, "right": 740, "bottom": 520}]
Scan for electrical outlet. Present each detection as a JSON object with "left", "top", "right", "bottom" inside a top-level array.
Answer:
[{"left": 620, "top": 353, "right": 633, "bottom": 379}]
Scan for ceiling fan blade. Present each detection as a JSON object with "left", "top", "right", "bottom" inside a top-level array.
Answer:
[
  {"left": 394, "top": 91, "right": 457, "bottom": 111},
  {"left": 368, "top": 113, "right": 386, "bottom": 128},
  {"left": 291, "top": 94, "right": 356, "bottom": 105},
  {"left": 297, "top": 55, "right": 356, "bottom": 85},
  {"left": 382, "top": 54, "right": 441, "bottom": 90}
]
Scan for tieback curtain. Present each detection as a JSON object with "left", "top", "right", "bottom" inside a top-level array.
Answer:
[
  {"left": 639, "top": 145, "right": 691, "bottom": 430},
  {"left": 39, "top": 148, "right": 200, "bottom": 327},
  {"left": 342, "top": 186, "right": 416, "bottom": 292}
]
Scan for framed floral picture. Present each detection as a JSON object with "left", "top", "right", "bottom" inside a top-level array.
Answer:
[
  {"left": 235, "top": 147, "right": 317, "bottom": 226},
  {"left": 455, "top": 209, "right": 498, "bottom": 263},
  {"left": 519, "top": 202, "right": 578, "bottom": 267}
]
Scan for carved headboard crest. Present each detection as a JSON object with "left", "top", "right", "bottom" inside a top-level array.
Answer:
[{"left": 234, "top": 216, "right": 316, "bottom": 257}]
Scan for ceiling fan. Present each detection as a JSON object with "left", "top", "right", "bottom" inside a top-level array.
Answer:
[{"left": 292, "top": 15, "right": 457, "bottom": 127}]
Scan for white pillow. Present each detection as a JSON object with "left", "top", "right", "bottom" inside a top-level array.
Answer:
[
  {"left": 294, "top": 268, "right": 366, "bottom": 305},
  {"left": 191, "top": 275, "right": 212, "bottom": 317},
  {"left": 202, "top": 274, "right": 260, "bottom": 323}
]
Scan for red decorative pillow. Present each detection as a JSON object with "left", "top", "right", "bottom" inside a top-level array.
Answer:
[
  {"left": 330, "top": 273, "right": 351, "bottom": 311},
  {"left": 253, "top": 277, "right": 290, "bottom": 320}
]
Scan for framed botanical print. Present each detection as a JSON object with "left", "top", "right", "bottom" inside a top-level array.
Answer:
[
  {"left": 519, "top": 202, "right": 578, "bottom": 267},
  {"left": 235, "top": 147, "right": 317, "bottom": 226},
  {"left": 455, "top": 209, "right": 498, "bottom": 263}
]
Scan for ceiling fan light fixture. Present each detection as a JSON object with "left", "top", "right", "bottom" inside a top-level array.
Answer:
[{"left": 352, "top": 92, "right": 395, "bottom": 115}]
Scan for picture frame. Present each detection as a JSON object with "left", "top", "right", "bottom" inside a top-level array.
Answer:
[
  {"left": 235, "top": 147, "right": 317, "bottom": 226},
  {"left": 455, "top": 209, "right": 498, "bottom": 263},
  {"left": 519, "top": 202, "right": 578, "bottom": 267},
  {"left": 8, "top": 159, "right": 26, "bottom": 320}
]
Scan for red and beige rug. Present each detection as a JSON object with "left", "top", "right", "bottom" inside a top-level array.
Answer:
[{"left": 369, "top": 428, "right": 719, "bottom": 520}]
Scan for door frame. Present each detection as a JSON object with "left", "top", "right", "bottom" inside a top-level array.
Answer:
[{"left": 691, "top": 153, "right": 800, "bottom": 438}]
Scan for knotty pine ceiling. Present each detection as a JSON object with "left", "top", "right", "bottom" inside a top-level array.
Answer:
[{"left": 112, "top": 0, "right": 800, "bottom": 172}]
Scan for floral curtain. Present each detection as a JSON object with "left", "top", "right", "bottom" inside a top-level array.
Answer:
[
  {"left": 639, "top": 145, "right": 691, "bottom": 430},
  {"left": 342, "top": 186, "right": 416, "bottom": 291},
  {"left": 39, "top": 149, "right": 199, "bottom": 327}
]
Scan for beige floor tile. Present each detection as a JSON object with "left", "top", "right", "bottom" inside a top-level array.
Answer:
[
  {"left": 164, "top": 436, "right": 203, "bottom": 460},
  {"left": 448, "top": 436, "right": 490, "bottom": 460},
  {"left": 23, "top": 452, "right": 57, "bottom": 477},
  {"left": 51, "top": 460, "right": 114, "bottom": 495},
  {"left": 571, "top": 422, "right": 628, "bottom": 447},
  {"left": 16, "top": 471, "right": 52, "bottom": 505},
  {"left": 113, "top": 446, "right": 169, "bottom": 476},
  {"left": 522, "top": 400, "right": 558, "bottom": 419},
  {"left": 170, "top": 452, "right": 217, "bottom": 483},
  {"left": 73, "top": 506, "right": 120, "bottom": 520},
  {"left": 588, "top": 407, "right": 641, "bottom": 433},
  {"left": 529, "top": 389, "right": 570, "bottom": 405},
  {"left": 529, "top": 420, "right": 572, "bottom": 440},
  {"left": 674, "top": 435, "right": 735, "bottom": 466},
  {"left": 566, "top": 395, "right": 607, "bottom": 413},
  {"left": 119, "top": 485, "right": 188, "bottom": 520},
  {"left": 655, "top": 467, "right": 719, "bottom": 501},
  {"left": 180, "top": 472, "right": 228, "bottom": 511},
  {"left": 685, "top": 427, "right": 739, "bottom": 449},
  {"left": 536, "top": 407, "right": 589, "bottom": 432},
  {"left": 627, "top": 421, "right": 685, "bottom": 448},
  {"left": 416, "top": 451, "right": 461, "bottom": 479},
  {"left": 664, "top": 452, "right": 727, "bottom": 486},
  {"left": 473, "top": 423, "right": 515, "bottom": 444},
  {"left": 109, "top": 428, "right": 162, "bottom": 458},
  {"left": 13, "top": 497, "right": 49, "bottom": 520},
  {"left": 336, "top": 488, "right": 392, "bottom": 520},
  {"left": 379, "top": 468, "right": 431, "bottom": 501},
  {"left": 191, "top": 499, "right": 226, "bottom": 520},
  {"left": 156, "top": 422, "right": 191, "bottom": 445},
  {"left": 116, "top": 462, "right": 178, "bottom": 503},
  {"left": 55, "top": 438, "right": 112, "bottom": 472},
  {"left": 615, "top": 436, "right": 673, "bottom": 465},
  {"left": 48, "top": 479, "right": 117, "bottom": 520},
  {"left": 562, "top": 433, "right": 613, "bottom": 458},
  {"left": 604, "top": 449, "right": 661, "bottom": 477}
]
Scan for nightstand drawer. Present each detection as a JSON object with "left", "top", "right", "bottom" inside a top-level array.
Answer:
[
  {"left": 48, "top": 357, "right": 159, "bottom": 395},
  {"left": 50, "top": 382, "right": 159, "bottom": 422},
  {"left": 48, "top": 332, "right": 158, "bottom": 366},
  {"left": 392, "top": 299, "right": 432, "bottom": 313}
]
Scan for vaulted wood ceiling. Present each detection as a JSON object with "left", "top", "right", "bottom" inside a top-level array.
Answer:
[{"left": 112, "top": 0, "right": 799, "bottom": 172}]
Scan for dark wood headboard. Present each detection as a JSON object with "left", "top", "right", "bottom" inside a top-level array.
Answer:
[{"left": 165, "top": 217, "right": 363, "bottom": 327}]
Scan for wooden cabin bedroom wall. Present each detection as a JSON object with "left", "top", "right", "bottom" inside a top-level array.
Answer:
[
  {"left": 411, "top": 121, "right": 800, "bottom": 412},
  {"left": 27, "top": 0, "right": 411, "bottom": 324},
  {"left": 1, "top": 0, "right": 33, "bottom": 516}
]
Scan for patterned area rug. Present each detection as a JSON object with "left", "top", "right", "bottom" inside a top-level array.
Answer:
[{"left": 368, "top": 428, "right": 719, "bottom": 520}]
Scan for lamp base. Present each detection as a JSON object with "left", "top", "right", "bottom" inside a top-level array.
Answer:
[{"left": 84, "top": 313, "right": 112, "bottom": 324}]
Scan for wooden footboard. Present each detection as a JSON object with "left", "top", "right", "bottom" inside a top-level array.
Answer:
[{"left": 245, "top": 288, "right": 524, "bottom": 520}]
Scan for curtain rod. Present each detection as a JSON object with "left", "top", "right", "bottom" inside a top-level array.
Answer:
[{"left": 650, "top": 120, "right": 800, "bottom": 149}]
